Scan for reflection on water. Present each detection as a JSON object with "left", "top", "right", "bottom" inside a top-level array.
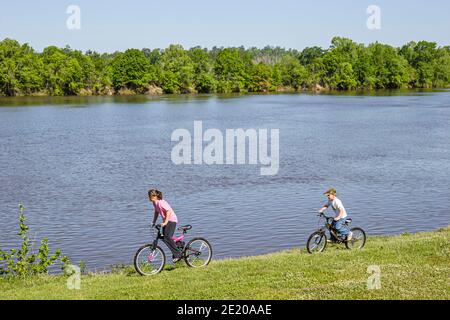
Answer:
[{"left": 0, "top": 91, "right": 449, "bottom": 270}]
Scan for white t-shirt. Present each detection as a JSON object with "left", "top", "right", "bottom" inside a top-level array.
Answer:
[{"left": 327, "top": 197, "right": 347, "bottom": 219}]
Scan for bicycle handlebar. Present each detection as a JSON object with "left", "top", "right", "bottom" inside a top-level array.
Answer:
[
  {"left": 150, "top": 224, "right": 163, "bottom": 231},
  {"left": 317, "top": 212, "right": 333, "bottom": 220}
]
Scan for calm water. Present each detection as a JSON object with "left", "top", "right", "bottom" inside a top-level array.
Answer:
[{"left": 1, "top": 91, "right": 449, "bottom": 271}]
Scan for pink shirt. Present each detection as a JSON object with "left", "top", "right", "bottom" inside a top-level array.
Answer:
[{"left": 153, "top": 199, "right": 178, "bottom": 223}]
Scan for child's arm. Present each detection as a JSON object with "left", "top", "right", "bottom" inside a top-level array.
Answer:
[
  {"left": 161, "top": 210, "right": 173, "bottom": 227},
  {"left": 151, "top": 210, "right": 158, "bottom": 226},
  {"left": 318, "top": 204, "right": 329, "bottom": 213},
  {"left": 334, "top": 208, "right": 345, "bottom": 221}
]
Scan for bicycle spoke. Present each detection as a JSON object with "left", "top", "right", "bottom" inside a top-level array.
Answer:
[
  {"left": 307, "top": 232, "right": 326, "bottom": 253},
  {"left": 185, "top": 239, "right": 212, "bottom": 268},
  {"left": 346, "top": 228, "right": 366, "bottom": 250},
  {"left": 135, "top": 246, "right": 165, "bottom": 275}
]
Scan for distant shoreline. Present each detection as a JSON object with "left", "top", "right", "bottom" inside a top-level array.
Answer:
[
  {"left": 1, "top": 37, "right": 449, "bottom": 98},
  {"left": 0, "top": 87, "right": 448, "bottom": 100}
]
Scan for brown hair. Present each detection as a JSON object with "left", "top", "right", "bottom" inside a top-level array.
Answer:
[{"left": 148, "top": 189, "right": 163, "bottom": 200}]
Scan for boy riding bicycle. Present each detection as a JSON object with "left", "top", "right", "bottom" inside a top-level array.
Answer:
[{"left": 318, "top": 188, "right": 353, "bottom": 242}]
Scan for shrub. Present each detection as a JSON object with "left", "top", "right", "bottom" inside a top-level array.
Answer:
[{"left": 0, "top": 204, "right": 70, "bottom": 277}]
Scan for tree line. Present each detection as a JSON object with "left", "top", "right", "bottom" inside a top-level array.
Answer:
[{"left": 0, "top": 37, "right": 449, "bottom": 96}]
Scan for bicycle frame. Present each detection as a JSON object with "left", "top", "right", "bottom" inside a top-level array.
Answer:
[
  {"left": 150, "top": 225, "right": 163, "bottom": 249},
  {"left": 317, "top": 213, "right": 350, "bottom": 243},
  {"left": 151, "top": 225, "right": 184, "bottom": 244},
  {"left": 151, "top": 225, "right": 200, "bottom": 256}
]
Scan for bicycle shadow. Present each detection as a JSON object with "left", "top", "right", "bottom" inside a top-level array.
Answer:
[{"left": 163, "top": 262, "right": 188, "bottom": 272}]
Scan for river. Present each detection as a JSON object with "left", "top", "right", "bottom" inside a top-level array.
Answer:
[{"left": 1, "top": 91, "right": 449, "bottom": 270}]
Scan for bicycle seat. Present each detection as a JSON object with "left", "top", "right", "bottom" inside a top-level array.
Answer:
[
  {"left": 178, "top": 224, "right": 192, "bottom": 231},
  {"left": 345, "top": 218, "right": 352, "bottom": 223}
]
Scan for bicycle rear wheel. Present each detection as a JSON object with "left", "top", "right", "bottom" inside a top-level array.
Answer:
[
  {"left": 184, "top": 237, "right": 212, "bottom": 268},
  {"left": 306, "top": 231, "right": 327, "bottom": 254},
  {"left": 345, "top": 227, "right": 366, "bottom": 250},
  {"left": 134, "top": 244, "right": 166, "bottom": 276}
]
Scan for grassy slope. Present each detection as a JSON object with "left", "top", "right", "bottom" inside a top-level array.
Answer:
[{"left": 1, "top": 227, "right": 449, "bottom": 300}]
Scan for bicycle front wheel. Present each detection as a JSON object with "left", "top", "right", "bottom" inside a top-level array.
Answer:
[
  {"left": 134, "top": 244, "right": 166, "bottom": 276},
  {"left": 345, "top": 227, "right": 366, "bottom": 250},
  {"left": 184, "top": 238, "right": 212, "bottom": 268},
  {"left": 306, "top": 231, "right": 327, "bottom": 254}
]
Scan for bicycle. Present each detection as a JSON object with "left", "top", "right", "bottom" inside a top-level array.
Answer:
[
  {"left": 306, "top": 212, "right": 366, "bottom": 254},
  {"left": 134, "top": 224, "right": 213, "bottom": 276}
]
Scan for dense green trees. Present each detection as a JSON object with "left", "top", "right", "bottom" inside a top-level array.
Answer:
[
  {"left": 188, "top": 47, "right": 216, "bottom": 93},
  {"left": 111, "top": 49, "right": 155, "bottom": 93},
  {"left": 0, "top": 37, "right": 449, "bottom": 96},
  {"left": 214, "top": 48, "right": 250, "bottom": 93},
  {"left": 157, "top": 44, "right": 195, "bottom": 93},
  {"left": 399, "top": 41, "right": 450, "bottom": 88},
  {"left": 0, "top": 39, "right": 43, "bottom": 96},
  {"left": 41, "top": 46, "right": 85, "bottom": 95}
]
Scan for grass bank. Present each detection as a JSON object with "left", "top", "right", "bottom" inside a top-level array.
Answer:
[{"left": 1, "top": 227, "right": 449, "bottom": 300}]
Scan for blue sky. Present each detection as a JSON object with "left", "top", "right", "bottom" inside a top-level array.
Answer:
[{"left": 0, "top": 0, "right": 449, "bottom": 52}]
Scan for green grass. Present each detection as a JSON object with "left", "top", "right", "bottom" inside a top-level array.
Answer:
[{"left": 1, "top": 227, "right": 449, "bottom": 300}]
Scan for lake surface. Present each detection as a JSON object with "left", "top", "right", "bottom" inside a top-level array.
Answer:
[{"left": 1, "top": 91, "right": 449, "bottom": 271}]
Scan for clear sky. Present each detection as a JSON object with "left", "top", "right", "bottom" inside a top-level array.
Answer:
[{"left": 0, "top": 0, "right": 449, "bottom": 52}]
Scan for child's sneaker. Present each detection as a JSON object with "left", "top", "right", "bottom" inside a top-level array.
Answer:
[
  {"left": 347, "top": 232, "right": 353, "bottom": 241},
  {"left": 172, "top": 254, "right": 182, "bottom": 263}
]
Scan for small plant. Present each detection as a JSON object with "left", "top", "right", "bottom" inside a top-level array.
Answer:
[
  {"left": 111, "top": 263, "right": 136, "bottom": 276},
  {"left": 0, "top": 204, "right": 70, "bottom": 277},
  {"left": 401, "top": 232, "right": 411, "bottom": 237},
  {"left": 79, "top": 260, "right": 86, "bottom": 275}
]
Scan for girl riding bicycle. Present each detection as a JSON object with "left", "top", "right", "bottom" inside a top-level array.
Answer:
[{"left": 148, "top": 189, "right": 183, "bottom": 262}]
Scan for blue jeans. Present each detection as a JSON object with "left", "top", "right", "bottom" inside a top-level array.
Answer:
[{"left": 331, "top": 218, "right": 349, "bottom": 240}]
